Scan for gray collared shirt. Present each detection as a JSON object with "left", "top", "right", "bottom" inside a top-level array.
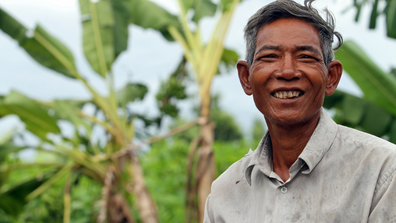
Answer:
[{"left": 204, "top": 109, "right": 396, "bottom": 223}]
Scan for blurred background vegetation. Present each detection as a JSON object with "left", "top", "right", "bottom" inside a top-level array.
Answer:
[{"left": 0, "top": 0, "right": 395, "bottom": 222}]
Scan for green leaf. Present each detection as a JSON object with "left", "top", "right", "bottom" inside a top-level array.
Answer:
[
  {"left": 79, "top": 0, "right": 115, "bottom": 77},
  {"left": 23, "top": 25, "right": 77, "bottom": 79},
  {"left": 0, "top": 171, "right": 55, "bottom": 217},
  {"left": 335, "top": 40, "right": 396, "bottom": 116},
  {"left": 354, "top": 3, "right": 363, "bottom": 22},
  {"left": 388, "top": 120, "right": 396, "bottom": 143},
  {"left": 341, "top": 94, "right": 366, "bottom": 125},
  {"left": 0, "top": 91, "right": 61, "bottom": 140},
  {"left": 323, "top": 90, "right": 344, "bottom": 108},
  {"left": 180, "top": 0, "right": 194, "bottom": 13},
  {"left": 324, "top": 90, "right": 395, "bottom": 138},
  {"left": 156, "top": 75, "right": 187, "bottom": 118},
  {"left": 0, "top": 8, "right": 28, "bottom": 44},
  {"left": 128, "top": 0, "right": 180, "bottom": 41},
  {"left": 359, "top": 102, "right": 392, "bottom": 136},
  {"left": 0, "top": 8, "right": 77, "bottom": 79},
  {"left": 391, "top": 68, "right": 396, "bottom": 78},
  {"left": 53, "top": 100, "right": 91, "bottom": 135},
  {"left": 117, "top": 83, "right": 148, "bottom": 107},
  {"left": 0, "top": 127, "right": 17, "bottom": 145},
  {"left": 192, "top": 0, "right": 217, "bottom": 23},
  {"left": 111, "top": 0, "right": 130, "bottom": 58},
  {"left": 26, "top": 163, "right": 73, "bottom": 201},
  {"left": 369, "top": 0, "right": 379, "bottom": 29},
  {"left": 219, "top": 47, "right": 239, "bottom": 73},
  {"left": 221, "top": 0, "right": 236, "bottom": 12},
  {"left": 0, "top": 143, "right": 26, "bottom": 164},
  {"left": 385, "top": 0, "right": 396, "bottom": 38}
]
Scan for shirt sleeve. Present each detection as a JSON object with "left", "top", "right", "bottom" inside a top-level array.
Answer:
[
  {"left": 203, "top": 194, "right": 214, "bottom": 223},
  {"left": 368, "top": 162, "right": 396, "bottom": 222}
]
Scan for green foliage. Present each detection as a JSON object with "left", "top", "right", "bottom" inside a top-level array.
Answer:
[
  {"left": 251, "top": 118, "right": 266, "bottom": 142},
  {"left": 213, "top": 140, "right": 254, "bottom": 175},
  {"left": 335, "top": 41, "right": 396, "bottom": 115},
  {"left": 0, "top": 91, "right": 61, "bottom": 141},
  {"left": 0, "top": 0, "right": 244, "bottom": 221},
  {"left": 0, "top": 173, "right": 101, "bottom": 223},
  {"left": 128, "top": 0, "right": 180, "bottom": 41},
  {"left": 351, "top": 0, "right": 396, "bottom": 38},
  {"left": 211, "top": 109, "right": 243, "bottom": 142},
  {"left": 325, "top": 40, "right": 396, "bottom": 143},
  {"left": 0, "top": 8, "right": 27, "bottom": 44},
  {"left": 156, "top": 77, "right": 187, "bottom": 118},
  {"left": 324, "top": 90, "right": 396, "bottom": 142},
  {"left": 211, "top": 95, "right": 243, "bottom": 142},
  {"left": 142, "top": 138, "right": 253, "bottom": 222},
  {"left": 117, "top": 83, "right": 148, "bottom": 108},
  {"left": 0, "top": 8, "right": 77, "bottom": 79},
  {"left": 219, "top": 48, "right": 240, "bottom": 73},
  {"left": 0, "top": 168, "right": 57, "bottom": 218},
  {"left": 141, "top": 140, "right": 188, "bottom": 223},
  {"left": 191, "top": 0, "right": 217, "bottom": 24},
  {"left": 156, "top": 57, "right": 189, "bottom": 119},
  {"left": 79, "top": 0, "right": 128, "bottom": 77}
]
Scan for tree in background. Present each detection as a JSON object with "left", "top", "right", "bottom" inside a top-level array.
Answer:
[
  {"left": 0, "top": 0, "right": 242, "bottom": 222},
  {"left": 0, "top": 0, "right": 185, "bottom": 222},
  {"left": 251, "top": 118, "right": 266, "bottom": 143},
  {"left": 324, "top": 0, "right": 396, "bottom": 142},
  {"left": 163, "top": 0, "right": 241, "bottom": 221}
]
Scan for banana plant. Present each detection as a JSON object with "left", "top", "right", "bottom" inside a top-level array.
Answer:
[
  {"left": 349, "top": 0, "right": 396, "bottom": 38},
  {"left": 0, "top": 1, "right": 184, "bottom": 221},
  {"left": 163, "top": 0, "right": 241, "bottom": 222},
  {"left": 324, "top": 40, "right": 396, "bottom": 142}
]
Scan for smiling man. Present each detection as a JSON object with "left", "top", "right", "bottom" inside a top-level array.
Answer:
[{"left": 203, "top": 0, "right": 396, "bottom": 222}]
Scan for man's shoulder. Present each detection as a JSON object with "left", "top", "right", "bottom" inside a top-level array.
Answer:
[
  {"left": 335, "top": 125, "right": 396, "bottom": 189},
  {"left": 336, "top": 124, "right": 396, "bottom": 152},
  {"left": 211, "top": 149, "right": 254, "bottom": 193}
]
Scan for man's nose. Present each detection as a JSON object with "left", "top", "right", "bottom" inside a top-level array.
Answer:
[{"left": 274, "top": 55, "right": 301, "bottom": 80}]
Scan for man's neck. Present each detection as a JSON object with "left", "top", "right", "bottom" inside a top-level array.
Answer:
[{"left": 266, "top": 116, "right": 320, "bottom": 182}]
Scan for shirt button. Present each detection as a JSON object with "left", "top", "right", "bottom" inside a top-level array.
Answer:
[{"left": 281, "top": 186, "right": 288, "bottom": 194}]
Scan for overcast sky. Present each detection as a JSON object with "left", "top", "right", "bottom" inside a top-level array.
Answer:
[{"left": 1, "top": 0, "right": 396, "bottom": 136}]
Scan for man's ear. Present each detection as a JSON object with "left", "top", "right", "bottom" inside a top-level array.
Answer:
[
  {"left": 237, "top": 60, "right": 253, "bottom": 95},
  {"left": 325, "top": 60, "right": 343, "bottom": 96}
]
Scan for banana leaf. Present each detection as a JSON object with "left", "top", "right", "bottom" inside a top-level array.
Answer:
[
  {"left": 0, "top": 91, "right": 60, "bottom": 140},
  {"left": 0, "top": 8, "right": 77, "bottom": 79},
  {"left": 335, "top": 40, "right": 396, "bottom": 116},
  {"left": 128, "top": 0, "right": 181, "bottom": 41},
  {"left": 79, "top": 0, "right": 115, "bottom": 77},
  {"left": 324, "top": 90, "right": 395, "bottom": 141},
  {"left": 0, "top": 171, "right": 56, "bottom": 217}
]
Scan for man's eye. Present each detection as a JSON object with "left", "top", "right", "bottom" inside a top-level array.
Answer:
[
  {"left": 300, "top": 55, "right": 319, "bottom": 61},
  {"left": 261, "top": 54, "right": 277, "bottom": 59}
]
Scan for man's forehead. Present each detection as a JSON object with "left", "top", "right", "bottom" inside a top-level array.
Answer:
[{"left": 254, "top": 18, "right": 322, "bottom": 53}]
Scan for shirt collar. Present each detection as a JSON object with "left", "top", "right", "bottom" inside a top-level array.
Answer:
[{"left": 245, "top": 108, "right": 338, "bottom": 186}]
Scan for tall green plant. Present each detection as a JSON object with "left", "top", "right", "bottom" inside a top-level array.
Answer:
[
  {"left": 349, "top": 0, "right": 396, "bottom": 38},
  {"left": 0, "top": 1, "right": 188, "bottom": 221},
  {"left": 324, "top": 1, "right": 396, "bottom": 143},
  {"left": 324, "top": 40, "right": 396, "bottom": 142},
  {"left": 164, "top": 0, "right": 241, "bottom": 222}
]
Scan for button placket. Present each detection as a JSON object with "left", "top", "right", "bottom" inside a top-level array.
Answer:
[{"left": 280, "top": 186, "right": 288, "bottom": 194}]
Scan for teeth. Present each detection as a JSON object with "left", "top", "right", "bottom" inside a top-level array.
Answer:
[{"left": 273, "top": 91, "right": 303, "bottom": 99}]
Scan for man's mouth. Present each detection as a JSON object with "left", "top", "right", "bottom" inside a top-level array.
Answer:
[{"left": 272, "top": 90, "right": 304, "bottom": 99}]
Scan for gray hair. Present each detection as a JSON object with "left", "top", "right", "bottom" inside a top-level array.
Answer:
[{"left": 244, "top": 0, "right": 343, "bottom": 67}]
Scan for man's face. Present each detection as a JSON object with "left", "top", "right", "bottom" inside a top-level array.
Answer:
[{"left": 238, "top": 18, "right": 341, "bottom": 127}]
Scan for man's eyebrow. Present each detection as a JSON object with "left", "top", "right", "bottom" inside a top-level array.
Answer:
[
  {"left": 255, "top": 45, "right": 280, "bottom": 57},
  {"left": 296, "top": 45, "right": 321, "bottom": 56}
]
